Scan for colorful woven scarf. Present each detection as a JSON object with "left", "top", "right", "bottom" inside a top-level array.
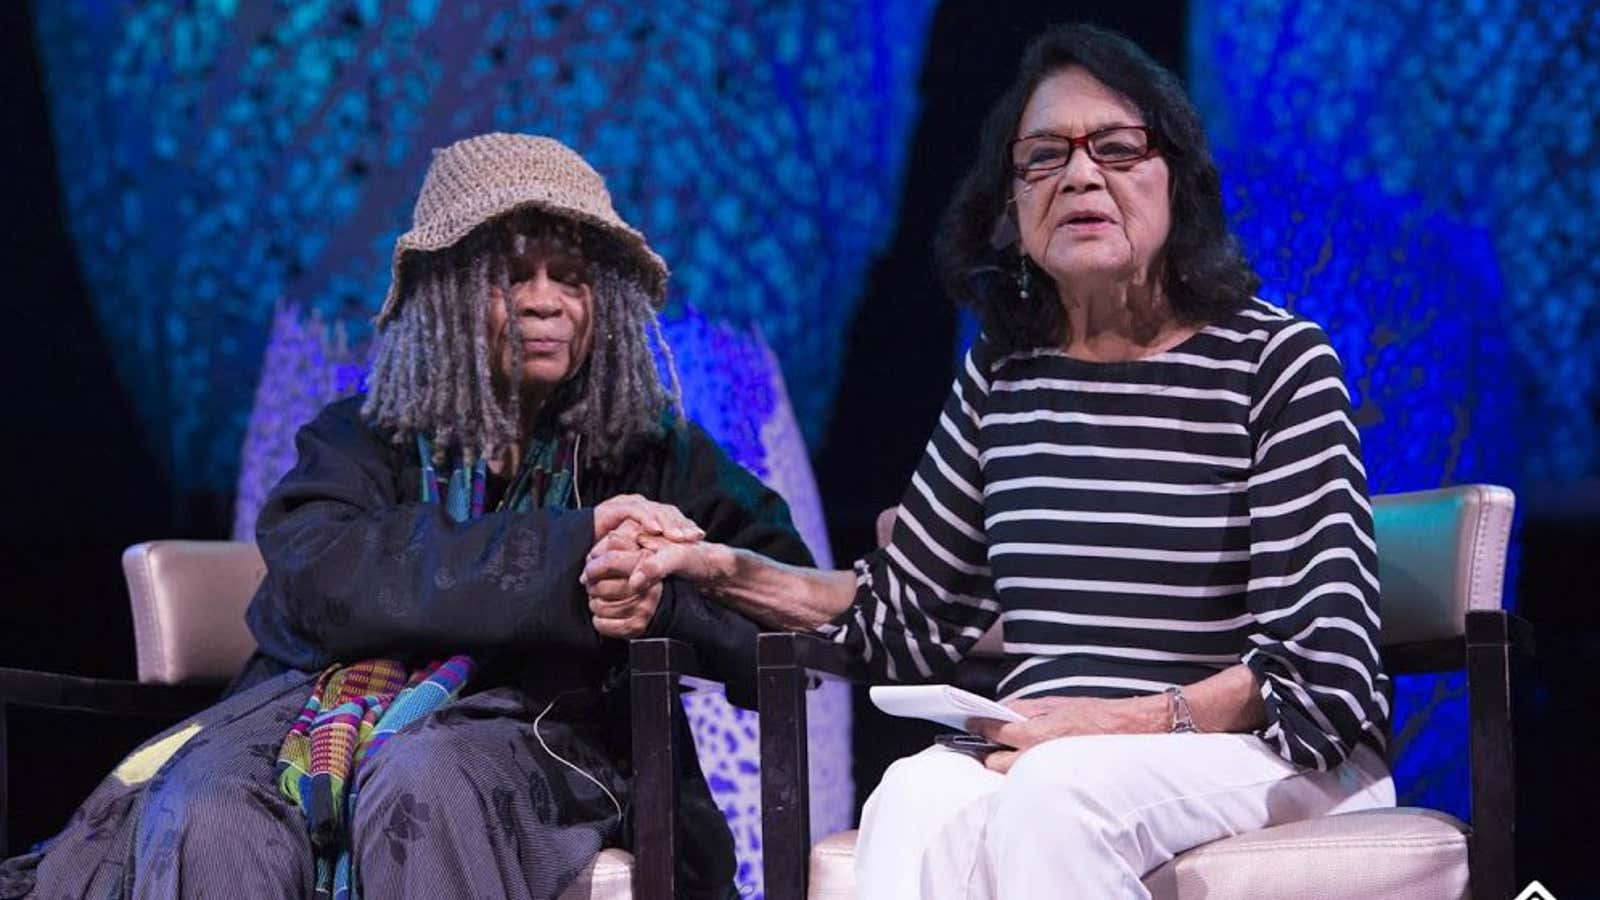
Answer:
[{"left": 276, "top": 431, "right": 576, "bottom": 899}]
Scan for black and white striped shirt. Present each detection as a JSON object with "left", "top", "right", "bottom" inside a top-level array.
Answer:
[{"left": 826, "top": 299, "right": 1389, "bottom": 770}]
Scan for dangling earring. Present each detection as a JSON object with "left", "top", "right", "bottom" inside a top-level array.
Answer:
[{"left": 1017, "top": 256, "right": 1032, "bottom": 300}]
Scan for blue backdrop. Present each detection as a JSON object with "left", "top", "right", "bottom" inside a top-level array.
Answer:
[
  {"left": 1191, "top": 0, "right": 1599, "bottom": 485},
  {"left": 33, "top": 0, "right": 937, "bottom": 490},
  {"left": 1189, "top": 0, "right": 1600, "bottom": 815}
]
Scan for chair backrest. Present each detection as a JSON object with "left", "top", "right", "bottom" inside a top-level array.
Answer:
[
  {"left": 121, "top": 540, "right": 264, "bottom": 685},
  {"left": 875, "top": 482, "right": 1515, "bottom": 660},
  {"left": 1371, "top": 484, "right": 1514, "bottom": 648}
]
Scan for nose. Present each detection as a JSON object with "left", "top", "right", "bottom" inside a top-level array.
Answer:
[
  {"left": 510, "top": 269, "right": 563, "bottom": 318},
  {"left": 1056, "top": 145, "right": 1106, "bottom": 194}
]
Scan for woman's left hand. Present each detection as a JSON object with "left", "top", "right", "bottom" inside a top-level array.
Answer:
[
  {"left": 581, "top": 528, "right": 724, "bottom": 638},
  {"left": 580, "top": 527, "right": 664, "bottom": 639},
  {"left": 588, "top": 582, "right": 662, "bottom": 639},
  {"left": 968, "top": 695, "right": 1162, "bottom": 774}
]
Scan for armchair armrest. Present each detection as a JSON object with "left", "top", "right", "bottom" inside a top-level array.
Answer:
[
  {"left": 1354, "top": 609, "right": 1533, "bottom": 900},
  {"left": 0, "top": 667, "right": 221, "bottom": 856},
  {"left": 758, "top": 631, "right": 861, "bottom": 682},
  {"left": 1382, "top": 610, "right": 1534, "bottom": 675},
  {"left": 0, "top": 667, "right": 221, "bottom": 718}
]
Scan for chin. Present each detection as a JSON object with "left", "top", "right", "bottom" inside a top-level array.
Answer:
[
  {"left": 1043, "top": 244, "right": 1129, "bottom": 275},
  {"left": 520, "top": 362, "right": 572, "bottom": 389},
  {"left": 1049, "top": 259, "right": 1136, "bottom": 285}
]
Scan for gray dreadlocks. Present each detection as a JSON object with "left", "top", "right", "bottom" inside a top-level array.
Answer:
[{"left": 361, "top": 209, "right": 682, "bottom": 474}]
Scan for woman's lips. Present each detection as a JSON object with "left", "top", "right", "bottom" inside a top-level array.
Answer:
[
  {"left": 1059, "top": 217, "right": 1115, "bottom": 233},
  {"left": 520, "top": 337, "right": 567, "bottom": 355}
]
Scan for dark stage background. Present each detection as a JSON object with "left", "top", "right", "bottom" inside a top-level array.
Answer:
[
  {"left": 1, "top": 0, "right": 190, "bottom": 860},
  {"left": 3, "top": 0, "right": 1596, "bottom": 895}
]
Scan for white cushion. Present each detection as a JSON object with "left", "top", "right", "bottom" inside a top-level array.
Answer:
[
  {"left": 807, "top": 809, "right": 1468, "bottom": 900},
  {"left": 809, "top": 830, "right": 861, "bottom": 900},
  {"left": 558, "top": 848, "right": 635, "bottom": 900},
  {"left": 1145, "top": 808, "right": 1467, "bottom": 900}
]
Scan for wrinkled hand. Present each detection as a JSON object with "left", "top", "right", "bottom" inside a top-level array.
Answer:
[
  {"left": 580, "top": 526, "right": 666, "bottom": 639},
  {"left": 581, "top": 493, "right": 724, "bottom": 639},
  {"left": 968, "top": 696, "right": 1134, "bottom": 774},
  {"left": 583, "top": 527, "right": 723, "bottom": 596},
  {"left": 588, "top": 580, "right": 663, "bottom": 640},
  {"left": 592, "top": 494, "right": 703, "bottom": 544},
  {"left": 580, "top": 495, "right": 698, "bottom": 639}
]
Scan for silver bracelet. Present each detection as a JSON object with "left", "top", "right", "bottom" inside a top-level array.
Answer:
[{"left": 1164, "top": 685, "right": 1199, "bottom": 733}]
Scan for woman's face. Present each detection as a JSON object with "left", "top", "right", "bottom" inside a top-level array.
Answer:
[
  {"left": 487, "top": 234, "right": 595, "bottom": 405},
  {"left": 1011, "top": 66, "right": 1171, "bottom": 293}
]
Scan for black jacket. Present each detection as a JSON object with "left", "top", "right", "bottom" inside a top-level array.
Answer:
[{"left": 233, "top": 395, "right": 813, "bottom": 894}]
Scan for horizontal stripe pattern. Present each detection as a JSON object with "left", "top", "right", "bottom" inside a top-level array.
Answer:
[{"left": 826, "top": 299, "right": 1388, "bottom": 771}]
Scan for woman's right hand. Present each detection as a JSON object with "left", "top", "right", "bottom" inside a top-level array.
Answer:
[
  {"left": 591, "top": 494, "right": 704, "bottom": 543},
  {"left": 581, "top": 524, "right": 725, "bottom": 639},
  {"left": 582, "top": 530, "right": 727, "bottom": 597},
  {"left": 587, "top": 512, "right": 855, "bottom": 633}
]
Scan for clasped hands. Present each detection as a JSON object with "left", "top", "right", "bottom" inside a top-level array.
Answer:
[
  {"left": 580, "top": 495, "right": 717, "bottom": 639},
  {"left": 579, "top": 496, "right": 1166, "bottom": 771}
]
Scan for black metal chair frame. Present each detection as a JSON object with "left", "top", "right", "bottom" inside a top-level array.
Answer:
[
  {"left": 1, "top": 637, "right": 714, "bottom": 900},
  {"left": 757, "top": 609, "right": 1534, "bottom": 900},
  {"left": 0, "top": 668, "right": 219, "bottom": 857}
]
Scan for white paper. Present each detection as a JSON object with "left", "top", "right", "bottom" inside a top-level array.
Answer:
[{"left": 868, "top": 684, "right": 1025, "bottom": 732}]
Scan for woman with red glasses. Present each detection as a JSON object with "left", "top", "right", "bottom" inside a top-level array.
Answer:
[{"left": 587, "top": 23, "right": 1394, "bottom": 898}]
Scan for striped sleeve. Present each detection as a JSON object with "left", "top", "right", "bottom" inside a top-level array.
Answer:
[
  {"left": 1242, "top": 318, "right": 1390, "bottom": 770},
  {"left": 817, "top": 339, "right": 1000, "bottom": 682}
]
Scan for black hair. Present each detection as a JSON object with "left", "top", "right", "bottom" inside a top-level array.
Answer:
[{"left": 935, "top": 22, "right": 1259, "bottom": 354}]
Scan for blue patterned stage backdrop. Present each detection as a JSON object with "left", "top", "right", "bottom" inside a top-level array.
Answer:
[
  {"left": 1190, "top": 0, "right": 1600, "bottom": 816},
  {"left": 33, "top": 0, "right": 937, "bottom": 491}
]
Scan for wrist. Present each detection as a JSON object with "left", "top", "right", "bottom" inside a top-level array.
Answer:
[
  {"left": 641, "top": 580, "right": 676, "bottom": 638},
  {"left": 700, "top": 543, "right": 740, "bottom": 592},
  {"left": 1125, "top": 693, "right": 1171, "bottom": 734},
  {"left": 1162, "top": 685, "right": 1200, "bottom": 733}
]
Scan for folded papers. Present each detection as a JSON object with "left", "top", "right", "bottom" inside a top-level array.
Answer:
[{"left": 868, "top": 684, "right": 1025, "bottom": 732}]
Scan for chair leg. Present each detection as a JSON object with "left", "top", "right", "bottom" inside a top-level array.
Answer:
[
  {"left": 1467, "top": 611, "right": 1518, "bottom": 900},
  {"left": 759, "top": 651, "right": 811, "bottom": 900},
  {"left": 631, "top": 665, "right": 681, "bottom": 900},
  {"left": 1, "top": 700, "right": 9, "bottom": 857}
]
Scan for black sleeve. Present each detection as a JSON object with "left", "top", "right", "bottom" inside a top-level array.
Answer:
[
  {"left": 245, "top": 399, "right": 601, "bottom": 672},
  {"left": 644, "top": 420, "right": 816, "bottom": 708}
]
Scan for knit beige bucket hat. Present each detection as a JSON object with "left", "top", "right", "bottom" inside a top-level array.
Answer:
[{"left": 375, "top": 133, "right": 669, "bottom": 327}]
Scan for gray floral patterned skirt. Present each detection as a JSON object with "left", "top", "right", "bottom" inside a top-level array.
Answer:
[{"left": 0, "top": 671, "right": 631, "bottom": 899}]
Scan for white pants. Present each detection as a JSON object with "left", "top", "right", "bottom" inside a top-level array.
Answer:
[{"left": 855, "top": 733, "right": 1394, "bottom": 899}]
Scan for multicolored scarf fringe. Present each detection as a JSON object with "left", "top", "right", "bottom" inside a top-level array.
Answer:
[
  {"left": 275, "top": 430, "right": 575, "bottom": 898},
  {"left": 276, "top": 656, "right": 473, "bottom": 893}
]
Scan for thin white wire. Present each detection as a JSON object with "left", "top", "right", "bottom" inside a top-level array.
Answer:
[
  {"left": 533, "top": 690, "right": 622, "bottom": 818},
  {"left": 572, "top": 433, "right": 584, "bottom": 508}
]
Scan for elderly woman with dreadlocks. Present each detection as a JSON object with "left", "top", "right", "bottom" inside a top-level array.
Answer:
[{"left": 0, "top": 133, "right": 810, "bottom": 900}]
